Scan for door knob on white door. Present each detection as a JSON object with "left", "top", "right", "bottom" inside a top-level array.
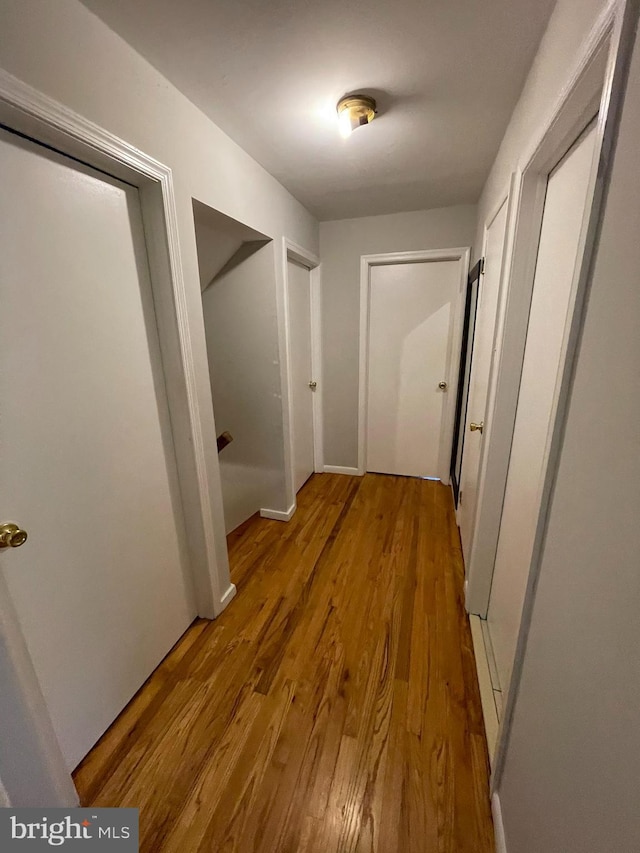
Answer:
[
  {"left": 469, "top": 421, "right": 484, "bottom": 434},
  {"left": 308, "top": 381, "right": 317, "bottom": 389},
  {"left": 438, "top": 380, "right": 448, "bottom": 390},
  {"left": 0, "top": 522, "right": 28, "bottom": 549}
]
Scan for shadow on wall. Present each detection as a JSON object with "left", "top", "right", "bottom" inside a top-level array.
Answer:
[{"left": 192, "top": 200, "right": 287, "bottom": 533}]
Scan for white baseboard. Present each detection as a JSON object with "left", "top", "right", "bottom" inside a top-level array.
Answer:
[
  {"left": 259, "top": 503, "right": 296, "bottom": 522},
  {"left": 492, "top": 793, "right": 507, "bottom": 853},
  {"left": 469, "top": 615, "right": 499, "bottom": 765},
  {"left": 323, "top": 465, "right": 362, "bottom": 476},
  {"left": 219, "top": 583, "right": 237, "bottom": 612}
]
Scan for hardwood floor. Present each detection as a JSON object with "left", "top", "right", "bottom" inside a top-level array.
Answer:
[{"left": 74, "top": 473, "right": 494, "bottom": 852}]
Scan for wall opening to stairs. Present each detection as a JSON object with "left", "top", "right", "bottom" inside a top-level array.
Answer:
[{"left": 192, "top": 199, "right": 287, "bottom": 533}]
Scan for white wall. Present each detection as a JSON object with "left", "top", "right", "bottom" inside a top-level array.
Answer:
[
  {"left": 192, "top": 201, "right": 266, "bottom": 292},
  {"left": 0, "top": 0, "right": 319, "bottom": 605},
  {"left": 475, "top": 0, "right": 608, "bottom": 255},
  {"left": 496, "top": 15, "right": 640, "bottom": 851},
  {"left": 200, "top": 240, "right": 288, "bottom": 532},
  {"left": 319, "top": 205, "right": 477, "bottom": 468}
]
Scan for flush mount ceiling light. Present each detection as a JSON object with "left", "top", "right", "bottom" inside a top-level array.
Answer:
[{"left": 336, "top": 94, "right": 377, "bottom": 139}]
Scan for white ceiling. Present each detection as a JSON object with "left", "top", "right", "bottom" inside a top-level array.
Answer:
[{"left": 80, "top": 0, "right": 555, "bottom": 221}]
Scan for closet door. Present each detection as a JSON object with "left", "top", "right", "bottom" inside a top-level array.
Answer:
[
  {"left": 0, "top": 129, "right": 193, "bottom": 770},
  {"left": 458, "top": 199, "right": 509, "bottom": 556},
  {"left": 366, "top": 259, "right": 460, "bottom": 479},
  {"left": 486, "top": 123, "right": 597, "bottom": 694}
]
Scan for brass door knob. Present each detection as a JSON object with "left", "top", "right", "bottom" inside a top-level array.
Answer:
[
  {"left": 0, "top": 522, "right": 28, "bottom": 549},
  {"left": 438, "top": 381, "right": 448, "bottom": 390},
  {"left": 469, "top": 421, "right": 484, "bottom": 434},
  {"left": 308, "top": 381, "right": 317, "bottom": 389}
]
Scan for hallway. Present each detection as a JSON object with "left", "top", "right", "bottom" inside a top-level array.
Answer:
[{"left": 74, "top": 473, "right": 494, "bottom": 851}]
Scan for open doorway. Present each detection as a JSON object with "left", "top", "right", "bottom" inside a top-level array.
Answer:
[
  {"left": 450, "top": 257, "right": 482, "bottom": 505},
  {"left": 192, "top": 201, "right": 283, "bottom": 534}
]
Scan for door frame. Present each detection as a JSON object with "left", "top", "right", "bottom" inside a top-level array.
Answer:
[
  {"left": 0, "top": 70, "right": 234, "bottom": 805},
  {"left": 466, "top": 0, "right": 618, "bottom": 619},
  {"left": 276, "top": 238, "right": 322, "bottom": 519},
  {"left": 357, "top": 248, "right": 470, "bottom": 480},
  {"left": 449, "top": 256, "right": 484, "bottom": 509},
  {"left": 450, "top": 257, "right": 482, "bottom": 506}
]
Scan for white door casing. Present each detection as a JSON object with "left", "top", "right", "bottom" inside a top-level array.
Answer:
[
  {"left": 0, "top": 130, "right": 194, "bottom": 770},
  {"left": 287, "top": 258, "right": 315, "bottom": 492},
  {"left": 458, "top": 197, "right": 510, "bottom": 561},
  {"left": 486, "top": 123, "right": 598, "bottom": 695},
  {"left": 465, "top": 21, "right": 612, "bottom": 622},
  {"left": 359, "top": 249, "right": 469, "bottom": 481},
  {"left": 275, "top": 239, "right": 322, "bottom": 519}
]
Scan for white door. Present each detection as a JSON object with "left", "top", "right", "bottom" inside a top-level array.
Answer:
[
  {"left": 458, "top": 200, "right": 509, "bottom": 560},
  {"left": 0, "top": 130, "right": 193, "bottom": 770},
  {"left": 287, "top": 259, "right": 315, "bottom": 492},
  {"left": 487, "top": 123, "right": 597, "bottom": 694},
  {"left": 366, "top": 260, "right": 460, "bottom": 478}
]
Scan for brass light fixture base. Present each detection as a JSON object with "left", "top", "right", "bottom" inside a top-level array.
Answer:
[{"left": 336, "top": 94, "right": 377, "bottom": 135}]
